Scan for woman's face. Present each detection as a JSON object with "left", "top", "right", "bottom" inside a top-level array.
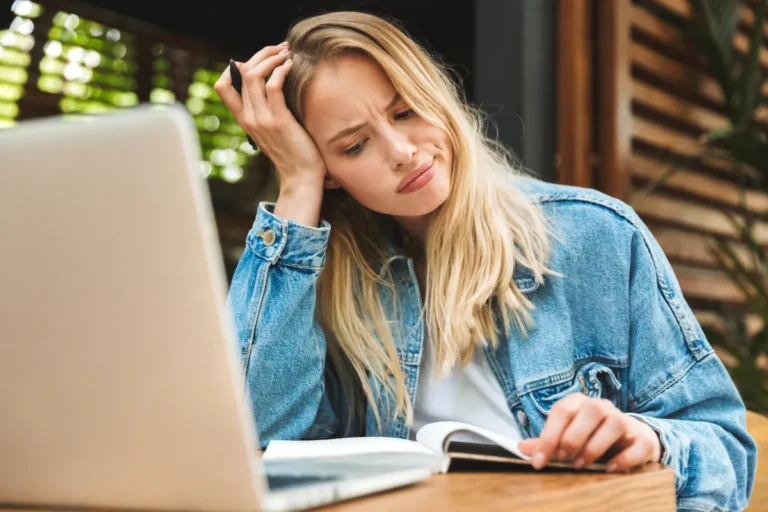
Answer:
[{"left": 302, "top": 52, "right": 453, "bottom": 217}]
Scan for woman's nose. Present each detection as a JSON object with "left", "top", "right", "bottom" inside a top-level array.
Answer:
[{"left": 387, "top": 130, "right": 417, "bottom": 168}]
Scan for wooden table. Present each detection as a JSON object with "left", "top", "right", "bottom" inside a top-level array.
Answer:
[
  {"left": 319, "top": 463, "right": 676, "bottom": 511},
  {"left": 0, "top": 463, "right": 675, "bottom": 512}
]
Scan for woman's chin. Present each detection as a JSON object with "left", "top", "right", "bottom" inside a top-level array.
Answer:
[{"left": 397, "top": 191, "right": 449, "bottom": 217}]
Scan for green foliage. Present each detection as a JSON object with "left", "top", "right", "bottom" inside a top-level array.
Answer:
[
  {"left": 706, "top": 184, "right": 768, "bottom": 412},
  {"left": 637, "top": 0, "right": 768, "bottom": 413}
]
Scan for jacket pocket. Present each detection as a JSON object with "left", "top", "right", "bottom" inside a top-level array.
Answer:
[{"left": 528, "top": 361, "right": 623, "bottom": 416}]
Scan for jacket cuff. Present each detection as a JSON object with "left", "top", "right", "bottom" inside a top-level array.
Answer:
[
  {"left": 245, "top": 202, "right": 331, "bottom": 269},
  {"left": 626, "top": 412, "right": 690, "bottom": 495}
]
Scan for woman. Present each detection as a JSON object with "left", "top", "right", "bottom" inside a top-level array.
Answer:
[{"left": 216, "top": 11, "right": 756, "bottom": 510}]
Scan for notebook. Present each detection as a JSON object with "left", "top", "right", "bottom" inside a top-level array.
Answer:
[{"left": 263, "top": 421, "right": 607, "bottom": 473}]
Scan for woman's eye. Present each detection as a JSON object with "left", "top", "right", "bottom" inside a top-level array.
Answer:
[
  {"left": 344, "top": 139, "right": 366, "bottom": 156},
  {"left": 342, "top": 111, "right": 413, "bottom": 156},
  {"left": 395, "top": 109, "right": 415, "bottom": 120}
]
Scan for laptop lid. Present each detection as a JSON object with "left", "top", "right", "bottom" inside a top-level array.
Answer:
[{"left": 0, "top": 104, "right": 267, "bottom": 511}]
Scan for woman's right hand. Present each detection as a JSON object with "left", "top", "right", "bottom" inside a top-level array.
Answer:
[{"left": 214, "top": 43, "right": 328, "bottom": 194}]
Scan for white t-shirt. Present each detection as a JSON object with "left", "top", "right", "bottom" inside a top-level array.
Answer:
[{"left": 409, "top": 328, "right": 522, "bottom": 443}]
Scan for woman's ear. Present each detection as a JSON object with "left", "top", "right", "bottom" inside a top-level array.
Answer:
[{"left": 324, "top": 175, "right": 342, "bottom": 190}]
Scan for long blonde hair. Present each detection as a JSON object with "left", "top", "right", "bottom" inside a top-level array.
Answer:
[{"left": 280, "top": 11, "right": 562, "bottom": 433}]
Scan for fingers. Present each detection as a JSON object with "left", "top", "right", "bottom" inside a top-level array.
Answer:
[
  {"left": 213, "top": 42, "right": 291, "bottom": 123},
  {"left": 605, "top": 434, "right": 657, "bottom": 473},
  {"left": 239, "top": 43, "right": 288, "bottom": 113},
  {"left": 518, "top": 438, "right": 538, "bottom": 457},
  {"left": 213, "top": 63, "right": 243, "bottom": 114},
  {"left": 240, "top": 42, "right": 289, "bottom": 73},
  {"left": 532, "top": 393, "right": 587, "bottom": 469},
  {"left": 557, "top": 399, "right": 612, "bottom": 461},
  {"left": 527, "top": 394, "right": 660, "bottom": 474},
  {"left": 265, "top": 58, "right": 293, "bottom": 112},
  {"left": 571, "top": 413, "right": 628, "bottom": 468},
  {"left": 243, "top": 49, "right": 291, "bottom": 120}
]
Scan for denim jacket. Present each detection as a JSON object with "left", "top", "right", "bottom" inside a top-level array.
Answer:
[{"left": 226, "top": 177, "right": 757, "bottom": 511}]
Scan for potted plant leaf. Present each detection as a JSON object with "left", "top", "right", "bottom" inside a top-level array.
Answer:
[{"left": 634, "top": 0, "right": 768, "bottom": 413}]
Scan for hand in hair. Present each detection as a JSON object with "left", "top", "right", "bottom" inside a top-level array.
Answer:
[
  {"left": 214, "top": 42, "right": 328, "bottom": 193},
  {"left": 518, "top": 393, "right": 662, "bottom": 473}
]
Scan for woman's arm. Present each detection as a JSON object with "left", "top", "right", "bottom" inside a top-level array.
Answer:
[
  {"left": 226, "top": 201, "right": 345, "bottom": 447},
  {"left": 620, "top": 221, "right": 757, "bottom": 511},
  {"left": 519, "top": 212, "right": 757, "bottom": 511}
]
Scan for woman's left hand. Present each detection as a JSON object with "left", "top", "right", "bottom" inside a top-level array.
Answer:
[{"left": 518, "top": 393, "right": 662, "bottom": 472}]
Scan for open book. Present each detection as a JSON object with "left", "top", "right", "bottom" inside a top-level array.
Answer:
[{"left": 262, "top": 421, "right": 606, "bottom": 473}]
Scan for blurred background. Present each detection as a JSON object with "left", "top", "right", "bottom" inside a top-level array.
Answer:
[{"left": 1, "top": 0, "right": 766, "bottom": 412}]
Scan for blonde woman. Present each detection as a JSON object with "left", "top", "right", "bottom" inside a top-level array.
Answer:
[{"left": 216, "top": 11, "right": 756, "bottom": 511}]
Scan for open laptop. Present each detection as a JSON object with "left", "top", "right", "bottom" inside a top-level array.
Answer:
[{"left": 0, "top": 103, "right": 430, "bottom": 512}]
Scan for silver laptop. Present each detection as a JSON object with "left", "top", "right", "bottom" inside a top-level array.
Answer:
[{"left": 0, "top": 103, "right": 430, "bottom": 512}]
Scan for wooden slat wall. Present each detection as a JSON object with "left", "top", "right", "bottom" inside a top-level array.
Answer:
[
  {"left": 627, "top": 0, "right": 768, "bottom": 316},
  {"left": 556, "top": 0, "right": 594, "bottom": 188},
  {"left": 558, "top": 0, "right": 768, "bottom": 329},
  {"left": 597, "top": 0, "right": 633, "bottom": 199}
]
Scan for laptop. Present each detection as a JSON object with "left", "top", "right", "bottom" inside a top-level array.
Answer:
[{"left": 0, "top": 103, "right": 430, "bottom": 512}]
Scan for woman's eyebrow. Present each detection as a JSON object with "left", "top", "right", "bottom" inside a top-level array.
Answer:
[{"left": 326, "top": 92, "right": 402, "bottom": 145}]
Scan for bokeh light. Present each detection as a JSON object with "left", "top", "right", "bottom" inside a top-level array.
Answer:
[{"left": 3, "top": 2, "right": 257, "bottom": 182}]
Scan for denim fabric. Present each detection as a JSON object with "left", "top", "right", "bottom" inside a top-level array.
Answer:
[{"left": 226, "top": 178, "right": 757, "bottom": 511}]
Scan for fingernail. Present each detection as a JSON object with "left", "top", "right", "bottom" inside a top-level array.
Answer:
[
  {"left": 279, "top": 41, "right": 289, "bottom": 48},
  {"left": 606, "top": 462, "right": 618, "bottom": 473},
  {"left": 555, "top": 449, "right": 567, "bottom": 461},
  {"left": 279, "top": 48, "right": 289, "bottom": 56},
  {"left": 533, "top": 452, "right": 546, "bottom": 469},
  {"left": 573, "top": 457, "right": 585, "bottom": 469}
]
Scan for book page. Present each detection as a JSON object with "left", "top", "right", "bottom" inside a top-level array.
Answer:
[
  {"left": 415, "top": 421, "right": 531, "bottom": 461},
  {"left": 262, "top": 436, "right": 450, "bottom": 473},
  {"left": 263, "top": 436, "right": 438, "bottom": 460}
]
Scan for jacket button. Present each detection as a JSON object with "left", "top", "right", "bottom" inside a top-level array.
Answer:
[
  {"left": 516, "top": 409, "right": 529, "bottom": 428},
  {"left": 260, "top": 229, "right": 276, "bottom": 246}
]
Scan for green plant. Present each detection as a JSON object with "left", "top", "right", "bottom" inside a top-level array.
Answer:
[
  {"left": 705, "top": 184, "right": 768, "bottom": 413},
  {"left": 636, "top": 0, "right": 768, "bottom": 413}
]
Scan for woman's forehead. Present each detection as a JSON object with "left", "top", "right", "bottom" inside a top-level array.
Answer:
[{"left": 304, "top": 55, "right": 397, "bottom": 131}]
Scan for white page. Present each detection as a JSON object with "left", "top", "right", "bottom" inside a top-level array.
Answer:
[
  {"left": 263, "top": 436, "right": 437, "bottom": 460},
  {"left": 262, "top": 436, "right": 450, "bottom": 473},
  {"left": 416, "top": 421, "right": 531, "bottom": 460}
]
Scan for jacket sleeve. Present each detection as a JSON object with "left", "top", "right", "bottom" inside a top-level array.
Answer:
[
  {"left": 623, "top": 214, "right": 757, "bottom": 512},
  {"left": 225, "top": 202, "right": 347, "bottom": 447}
]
